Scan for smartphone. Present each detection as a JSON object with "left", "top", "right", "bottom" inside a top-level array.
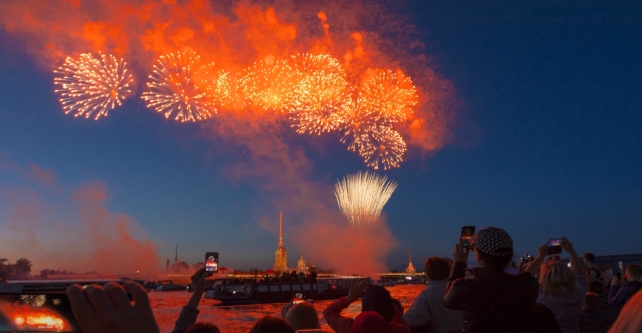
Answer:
[
  {"left": 0, "top": 292, "right": 81, "bottom": 332},
  {"left": 460, "top": 226, "right": 476, "bottom": 250},
  {"left": 546, "top": 238, "right": 563, "bottom": 255},
  {"left": 205, "top": 252, "right": 219, "bottom": 275}
]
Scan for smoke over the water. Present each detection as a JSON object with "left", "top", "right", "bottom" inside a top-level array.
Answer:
[
  {"left": 1, "top": 0, "right": 455, "bottom": 273},
  {"left": 0, "top": 161, "right": 159, "bottom": 277}
]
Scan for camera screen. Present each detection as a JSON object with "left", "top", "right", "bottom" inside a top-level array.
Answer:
[
  {"left": 461, "top": 227, "right": 475, "bottom": 239},
  {"left": 205, "top": 253, "right": 218, "bottom": 273},
  {"left": 0, "top": 293, "right": 80, "bottom": 332},
  {"left": 548, "top": 238, "right": 563, "bottom": 247}
]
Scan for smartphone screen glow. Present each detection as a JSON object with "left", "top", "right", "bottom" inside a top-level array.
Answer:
[{"left": 205, "top": 252, "right": 218, "bottom": 273}]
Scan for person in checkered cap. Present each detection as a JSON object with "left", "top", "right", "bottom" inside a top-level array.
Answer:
[{"left": 443, "top": 227, "right": 545, "bottom": 333}]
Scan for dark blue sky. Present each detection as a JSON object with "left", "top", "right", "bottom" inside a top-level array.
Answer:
[{"left": 0, "top": 0, "right": 640, "bottom": 272}]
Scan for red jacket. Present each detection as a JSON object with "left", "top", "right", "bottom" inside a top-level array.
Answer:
[{"left": 323, "top": 296, "right": 410, "bottom": 333}]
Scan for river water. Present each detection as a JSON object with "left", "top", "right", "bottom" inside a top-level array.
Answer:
[{"left": 149, "top": 284, "right": 424, "bottom": 333}]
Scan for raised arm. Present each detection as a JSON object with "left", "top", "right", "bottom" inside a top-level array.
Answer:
[
  {"left": 562, "top": 238, "right": 583, "bottom": 275},
  {"left": 171, "top": 268, "right": 208, "bottom": 333},
  {"left": 525, "top": 243, "right": 548, "bottom": 276}
]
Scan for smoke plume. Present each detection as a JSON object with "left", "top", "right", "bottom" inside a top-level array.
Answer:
[{"left": 0, "top": 162, "right": 160, "bottom": 277}]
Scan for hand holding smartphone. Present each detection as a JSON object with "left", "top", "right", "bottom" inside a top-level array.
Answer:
[
  {"left": 546, "top": 238, "right": 563, "bottom": 255},
  {"left": 460, "top": 226, "right": 475, "bottom": 250},
  {"left": 205, "top": 252, "right": 219, "bottom": 276}
]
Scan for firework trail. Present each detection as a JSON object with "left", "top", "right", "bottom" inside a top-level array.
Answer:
[
  {"left": 359, "top": 70, "right": 418, "bottom": 123},
  {"left": 289, "top": 54, "right": 350, "bottom": 134},
  {"left": 53, "top": 53, "right": 133, "bottom": 120},
  {"left": 142, "top": 51, "right": 217, "bottom": 122},
  {"left": 241, "top": 58, "right": 296, "bottom": 113},
  {"left": 334, "top": 171, "right": 398, "bottom": 226},
  {"left": 359, "top": 126, "right": 407, "bottom": 170}
]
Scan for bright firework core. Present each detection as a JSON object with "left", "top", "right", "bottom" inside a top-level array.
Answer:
[
  {"left": 334, "top": 171, "right": 398, "bottom": 227},
  {"left": 53, "top": 52, "right": 133, "bottom": 120}
]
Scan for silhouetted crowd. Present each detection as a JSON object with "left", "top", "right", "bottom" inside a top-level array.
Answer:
[{"left": 33, "top": 227, "right": 642, "bottom": 332}]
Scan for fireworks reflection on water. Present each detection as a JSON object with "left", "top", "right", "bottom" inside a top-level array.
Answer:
[{"left": 150, "top": 284, "right": 423, "bottom": 333}]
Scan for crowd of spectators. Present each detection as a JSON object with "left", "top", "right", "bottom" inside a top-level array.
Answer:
[{"left": 13, "top": 226, "right": 640, "bottom": 333}]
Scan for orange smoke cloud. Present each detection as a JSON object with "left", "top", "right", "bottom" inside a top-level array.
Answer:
[
  {"left": 0, "top": 162, "right": 160, "bottom": 277},
  {"left": 0, "top": 0, "right": 453, "bottom": 153}
]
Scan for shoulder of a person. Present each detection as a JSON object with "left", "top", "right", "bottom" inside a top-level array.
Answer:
[{"left": 449, "top": 277, "right": 474, "bottom": 288}]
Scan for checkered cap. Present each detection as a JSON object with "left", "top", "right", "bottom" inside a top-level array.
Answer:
[{"left": 471, "top": 227, "right": 513, "bottom": 256}]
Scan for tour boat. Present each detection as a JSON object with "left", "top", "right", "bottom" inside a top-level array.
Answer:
[
  {"left": 154, "top": 280, "right": 189, "bottom": 291},
  {"left": 204, "top": 276, "right": 372, "bottom": 305}
]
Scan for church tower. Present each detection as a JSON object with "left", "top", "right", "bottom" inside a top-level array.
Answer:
[
  {"left": 406, "top": 249, "right": 416, "bottom": 273},
  {"left": 274, "top": 212, "right": 288, "bottom": 272},
  {"left": 298, "top": 254, "right": 306, "bottom": 271}
]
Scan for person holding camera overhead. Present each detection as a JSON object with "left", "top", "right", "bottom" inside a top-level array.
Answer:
[
  {"left": 443, "top": 227, "right": 539, "bottom": 333},
  {"left": 525, "top": 237, "right": 587, "bottom": 333}
]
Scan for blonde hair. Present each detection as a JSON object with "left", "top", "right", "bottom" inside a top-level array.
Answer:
[
  {"left": 539, "top": 261, "right": 577, "bottom": 297},
  {"left": 608, "top": 290, "right": 642, "bottom": 333},
  {"left": 284, "top": 303, "right": 320, "bottom": 331}
]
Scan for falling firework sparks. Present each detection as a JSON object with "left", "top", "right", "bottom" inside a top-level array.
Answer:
[
  {"left": 289, "top": 54, "right": 350, "bottom": 134},
  {"left": 334, "top": 171, "right": 398, "bottom": 226},
  {"left": 359, "top": 126, "right": 407, "bottom": 170},
  {"left": 142, "top": 51, "right": 217, "bottom": 122},
  {"left": 337, "top": 97, "right": 382, "bottom": 151},
  {"left": 359, "top": 70, "right": 418, "bottom": 123},
  {"left": 53, "top": 52, "right": 133, "bottom": 120},
  {"left": 240, "top": 57, "right": 296, "bottom": 112}
]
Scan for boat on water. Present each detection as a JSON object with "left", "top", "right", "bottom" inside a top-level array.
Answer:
[
  {"left": 153, "top": 280, "right": 189, "bottom": 291},
  {"left": 204, "top": 276, "right": 372, "bottom": 305},
  {"left": 377, "top": 273, "right": 425, "bottom": 285}
]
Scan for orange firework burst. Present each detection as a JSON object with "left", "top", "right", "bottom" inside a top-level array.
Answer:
[
  {"left": 337, "top": 97, "right": 383, "bottom": 151},
  {"left": 289, "top": 54, "right": 350, "bottom": 134},
  {"left": 53, "top": 52, "right": 133, "bottom": 120},
  {"left": 360, "top": 69, "right": 418, "bottom": 123},
  {"left": 240, "top": 57, "right": 296, "bottom": 112},
  {"left": 289, "top": 53, "right": 344, "bottom": 78},
  {"left": 214, "top": 70, "right": 246, "bottom": 110},
  {"left": 359, "top": 126, "right": 407, "bottom": 170},
  {"left": 142, "top": 51, "right": 217, "bottom": 122}
]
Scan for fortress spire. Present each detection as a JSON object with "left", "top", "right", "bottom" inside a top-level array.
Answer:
[
  {"left": 274, "top": 212, "right": 288, "bottom": 272},
  {"left": 279, "top": 211, "right": 283, "bottom": 247}
]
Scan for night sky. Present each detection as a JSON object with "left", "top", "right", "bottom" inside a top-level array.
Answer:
[{"left": 0, "top": 0, "right": 640, "bottom": 274}]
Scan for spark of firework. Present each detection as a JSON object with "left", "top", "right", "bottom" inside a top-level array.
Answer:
[
  {"left": 289, "top": 54, "right": 350, "bottom": 134},
  {"left": 334, "top": 171, "right": 398, "bottom": 227},
  {"left": 359, "top": 126, "right": 407, "bottom": 170},
  {"left": 337, "top": 97, "right": 382, "bottom": 151},
  {"left": 53, "top": 52, "right": 133, "bottom": 120},
  {"left": 359, "top": 69, "right": 418, "bottom": 123},
  {"left": 240, "top": 58, "right": 296, "bottom": 112},
  {"left": 142, "top": 51, "right": 217, "bottom": 122},
  {"left": 289, "top": 53, "right": 344, "bottom": 78},
  {"left": 214, "top": 70, "right": 246, "bottom": 110}
]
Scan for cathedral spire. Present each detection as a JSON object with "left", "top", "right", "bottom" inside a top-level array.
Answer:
[
  {"left": 274, "top": 212, "right": 287, "bottom": 272},
  {"left": 279, "top": 211, "right": 283, "bottom": 247}
]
